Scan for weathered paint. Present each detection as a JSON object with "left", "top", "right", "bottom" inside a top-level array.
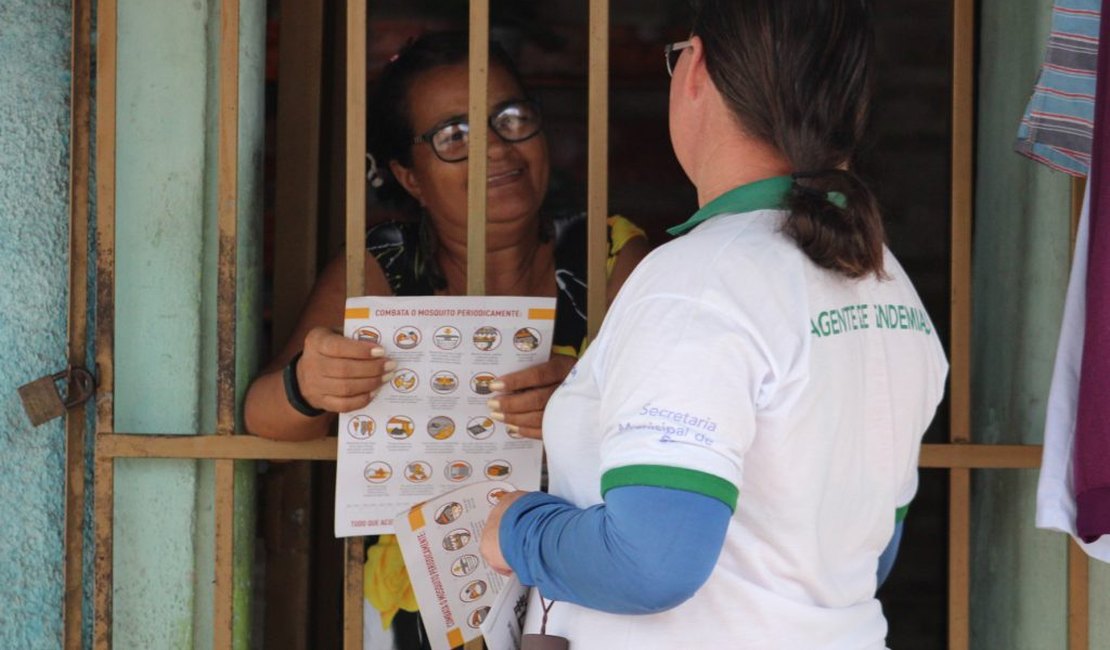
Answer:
[
  {"left": 971, "top": 0, "right": 1108, "bottom": 647},
  {"left": 0, "top": 0, "right": 74, "bottom": 647},
  {"left": 110, "top": 0, "right": 262, "bottom": 647},
  {"left": 112, "top": 0, "right": 209, "bottom": 644},
  {"left": 232, "top": 0, "right": 266, "bottom": 642},
  {"left": 1094, "top": 561, "right": 1110, "bottom": 641}
]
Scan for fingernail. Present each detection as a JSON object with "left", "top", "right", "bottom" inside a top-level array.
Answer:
[
  {"left": 381, "top": 371, "right": 395, "bottom": 384},
  {"left": 505, "top": 424, "right": 520, "bottom": 434},
  {"left": 489, "top": 411, "right": 505, "bottom": 422},
  {"left": 383, "top": 360, "right": 398, "bottom": 372},
  {"left": 370, "top": 388, "right": 381, "bottom": 401},
  {"left": 370, "top": 347, "right": 386, "bottom": 358},
  {"left": 487, "top": 399, "right": 501, "bottom": 411},
  {"left": 489, "top": 380, "right": 506, "bottom": 392}
]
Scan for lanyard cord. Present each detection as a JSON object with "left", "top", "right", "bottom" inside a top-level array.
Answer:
[{"left": 539, "top": 595, "right": 556, "bottom": 635}]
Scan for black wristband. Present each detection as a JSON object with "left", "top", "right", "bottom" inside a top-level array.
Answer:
[{"left": 283, "top": 351, "right": 325, "bottom": 417}]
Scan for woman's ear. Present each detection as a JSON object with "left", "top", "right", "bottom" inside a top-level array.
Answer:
[
  {"left": 389, "top": 160, "right": 424, "bottom": 205},
  {"left": 684, "top": 36, "right": 709, "bottom": 98}
]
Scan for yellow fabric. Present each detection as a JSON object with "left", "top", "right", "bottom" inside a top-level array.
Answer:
[
  {"left": 605, "top": 215, "right": 647, "bottom": 276},
  {"left": 365, "top": 215, "right": 646, "bottom": 626},
  {"left": 551, "top": 344, "right": 580, "bottom": 359},
  {"left": 364, "top": 534, "right": 418, "bottom": 630}
]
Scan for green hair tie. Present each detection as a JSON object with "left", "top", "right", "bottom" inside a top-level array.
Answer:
[{"left": 826, "top": 191, "right": 848, "bottom": 209}]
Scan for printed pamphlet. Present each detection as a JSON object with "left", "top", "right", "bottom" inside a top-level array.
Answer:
[
  {"left": 394, "top": 480, "right": 530, "bottom": 650},
  {"left": 335, "top": 295, "right": 555, "bottom": 536}
]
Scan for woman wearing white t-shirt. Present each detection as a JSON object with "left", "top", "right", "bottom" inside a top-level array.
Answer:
[{"left": 480, "top": 1, "right": 948, "bottom": 648}]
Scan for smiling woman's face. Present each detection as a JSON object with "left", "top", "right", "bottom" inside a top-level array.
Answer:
[{"left": 390, "top": 63, "right": 550, "bottom": 235}]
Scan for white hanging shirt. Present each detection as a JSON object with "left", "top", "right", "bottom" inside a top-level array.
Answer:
[{"left": 1036, "top": 184, "right": 1110, "bottom": 561}]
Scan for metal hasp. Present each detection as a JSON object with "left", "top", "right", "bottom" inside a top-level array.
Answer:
[{"left": 18, "top": 366, "right": 95, "bottom": 426}]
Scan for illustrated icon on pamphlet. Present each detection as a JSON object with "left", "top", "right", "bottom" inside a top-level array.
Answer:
[
  {"left": 394, "top": 326, "right": 422, "bottom": 349},
  {"left": 405, "top": 461, "right": 432, "bottom": 483},
  {"left": 430, "top": 371, "right": 459, "bottom": 394},
  {"left": 487, "top": 487, "right": 508, "bottom": 504},
  {"left": 391, "top": 369, "right": 418, "bottom": 393},
  {"left": 513, "top": 327, "right": 541, "bottom": 352},
  {"left": 434, "top": 501, "right": 463, "bottom": 525},
  {"left": 427, "top": 416, "right": 455, "bottom": 440},
  {"left": 347, "top": 415, "right": 375, "bottom": 439},
  {"left": 386, "top": 415, "right": 414, "bottom": 439},
  {"left": 466, "top": 416, "right": 496, "bottom": 440},
  {"left": 433, "top": 326, "right": 461, "bottom": 350},
  {"left": 443, "top": 528, "right": 472, "bottom": 551},
  {"left": 354, "top": 326, "right": 381, "bottom": 344},
  {"left": 364, "top": 461, "right": 392, "bottom": 483},
  {"left": 450, "top": 554, "right": 480, "bottom": 577},
  {"left": 445, "top": 460, "right": 472, "bottom": 482},
  {"left": 460, "top": 580, "right": 487, "bottom": 602},
  {"left": 470, "top": 372, "right": 496, "bottom": 395},
  {"left": 484, "top": 460, "right": 511, "bottom": 479},
  {"left": 472, "top": 326, "right": 501, "bottom": 351},
  {"left": 467, "top": 606, "right": 491, "bottom": 629}
]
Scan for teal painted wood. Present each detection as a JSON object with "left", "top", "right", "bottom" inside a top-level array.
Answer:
[
  {"left": 112, "top": 0, "right": 263, "bottom": 647},
  {"left": 114, "top": 1, "right": 208, "bottom": 645},
  {"left": 969, "top": 0, "right": 1107, "bottom": 647},
  {"left": 232, "top": 0, "right": 267, "bottom": 643}
]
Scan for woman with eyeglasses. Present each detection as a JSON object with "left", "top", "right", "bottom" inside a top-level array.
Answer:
[
  {"left": 480, "top": 2, "right": 948, "bottom": 648},
  {"left": 242, "top": 30, "right": 648, "bottom": 650}
]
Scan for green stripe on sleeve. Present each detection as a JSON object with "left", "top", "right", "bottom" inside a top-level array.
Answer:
[
  {"left": 895, "top": 504, "right": 910, "bottom": 523},
  {"left": 601, "top": 465, "right": 739, "bottom": 511}
]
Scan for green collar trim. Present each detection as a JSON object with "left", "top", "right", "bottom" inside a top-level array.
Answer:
[
  {"left": 667, "top": 175, "right": 848, "bottom": 236},
  {"left": 667, "top": 175, "right": 793, "bottom": 236}
]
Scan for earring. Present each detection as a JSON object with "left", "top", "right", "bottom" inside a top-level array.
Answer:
[{"left": 366, "top": 153, "right": 384, "bottom": 188}]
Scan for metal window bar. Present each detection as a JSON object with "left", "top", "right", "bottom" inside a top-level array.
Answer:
[
  {"left": 587, "top": 0, "right": 609, "bottom": 341},
  {"left": 949, "top": 0, "right": 974, "bottom": 646},
  {"left": 214, "top": 0, "right": 241, "bottom": 645},
  {"left": 78, "top": 1, "right": 1095, "bottom": 649},
  {"left": 92, "top": 0, "right": 118, "bottom": 645},
  {"left": 1067, "top": 180, "right": 1090, "bottom": 650},
  {"left": 344, "top": 1, "right": 368, "bottom": 647},
  {"left": 64, "top": 0, "right": 93, "bottom": 647}
]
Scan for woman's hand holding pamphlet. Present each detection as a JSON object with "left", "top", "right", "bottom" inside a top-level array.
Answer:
[{"left": 394, "top": 480, "right": 531, "bottom": 650}]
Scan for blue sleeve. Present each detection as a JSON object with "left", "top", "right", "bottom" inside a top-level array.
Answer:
[
  {"left": 498, "top": 485, "right": 732, "bottom": 614},
  {"left": 877, "top": 519, "right": 905, "bottom": 587}
]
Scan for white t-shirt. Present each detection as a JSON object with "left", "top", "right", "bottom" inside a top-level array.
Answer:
[{"left": 526, "top": 208, "right": 948, "bottom": 649}]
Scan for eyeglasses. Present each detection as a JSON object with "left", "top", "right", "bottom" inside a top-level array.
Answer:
[
  {"left": 664, "top": 40, "right": 693, "bottom": 77},
  {"left": 412, "top": 99, "right": 543, "bottom": 163}
]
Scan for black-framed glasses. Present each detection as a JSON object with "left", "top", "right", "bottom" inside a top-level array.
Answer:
[
  {"left": 411, "top": 99, "right": 543, "bottom": 163},
  {"left": 665, "top": 40, "right": 693, "bottom": 77}
]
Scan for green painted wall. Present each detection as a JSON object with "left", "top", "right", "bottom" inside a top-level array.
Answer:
[
  {"left": 971, "top": 0, "right": 1110, "bottom": 647},
  {"left": 111, "top": 0, "right": 263, "bottom": 647}
]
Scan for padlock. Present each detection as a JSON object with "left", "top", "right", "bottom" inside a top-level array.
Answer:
[{"left": 17, "top": 366, "right": 95, "bottom": 427}]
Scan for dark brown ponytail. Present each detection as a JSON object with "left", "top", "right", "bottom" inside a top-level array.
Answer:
[{"left": 691, "top": 0, "right": 886, "bottom": 278}]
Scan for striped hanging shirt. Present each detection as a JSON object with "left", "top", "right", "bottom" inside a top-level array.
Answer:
[{"left": 1014, "top": 0, "right": 1101, "bottom": 176}]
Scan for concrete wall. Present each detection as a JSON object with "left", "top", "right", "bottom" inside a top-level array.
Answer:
[
  {"left": 0, "top": 1, "right": 78, "bottom": 647},
  {"left": 971, "top": 0, "right": 1110, "bottom": 647}
]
